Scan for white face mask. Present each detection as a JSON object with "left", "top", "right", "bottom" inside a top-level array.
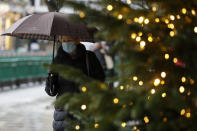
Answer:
[{"left": 62, "top": 42, "right": 76, "bottom": 54}]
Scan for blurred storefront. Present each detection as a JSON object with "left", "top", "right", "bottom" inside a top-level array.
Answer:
[{"left": 0, "top": 3, "right": 21, "bottom": 51}]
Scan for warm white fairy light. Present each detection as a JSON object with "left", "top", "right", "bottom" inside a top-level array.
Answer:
[
  {"left": 133, "top": 76, "right": 138, "bottom": 81},
  {"left": 194, "top": 26, "right": 197, "bottom": 33},
  {"left": 120, "top": 85, "right": 124, "bottom": 90},
  {"left": 81, "top": 105, "right": 87, "bottom": 110},
  {"left": 136, "top": 36, "right": 141, "bottom": 42},
  {"left": 170, "top": 31, "right": 175, "bottom": 37},
  {"left": 121, "top": 122, "right": 127, "bottom": 127},
  {"left": 139, "top": 81, "right": 143, "bottom": 86},
  {"left": 144, "top": 116, "right": 149, "bottom": 123},
  {"left": 144, "top": 18, "right": 149, "bottom": 24},
  {"left": 139, "top": 16, "right": 144, "bottom": 24},
  {"left": 165, "top": 54, "right": 170, "bottom": 60},
  {"left": 181, "top": 8, "right": 187, "bottom": 14},
  {"left": 152, "top": 6, "right": 157, "bottom": 12},
  {"left": 170, "top": 15, "right": 175, "bottom": 20},
  {"left": 148, "top": 36, "right": 153, "bottom": 42},
  {"left": 155, "top": 18, "right": 160, "bottom": 23},
  {"left": 107, "top": 5, "right": 113, "bottom": 11},
  {"left": 191, "top": 9, "right": 196, "bottom": 16},
  {"left": 173, "top": 57, "right": 178, "bottom": 63},
  {"left": 134, "top": 17, "right": 139, "bottom": 23},
  {"left": 113, "top": 98, "right": 119, "bottom": 104},
  {"left": 94, "top": 123, "right": 99, "bottom": 128},
  {"left": 75, "top": 125, "right": 80, "bottom": 130},
  {"left": 81, "top": 86, "right": 87, "bottom": 92},
  {"left": 179, "top": 86, "right": 185, "bottom": 93},
  {"left": 161, "top": 72, "right": 166, "bottom": 78},
  {"left": 127, "top": 0, "right": 132, "bottom": 4},
  {"left": 154, "top": 78, "right": 160, "bottom": 86},
  {"left": 176, "top": 15, "right": 181, "bottom": 19},
  {"left": 181, "top": 76, "right": 186, "bottom": 83},
  {"left": 168, "top": 24, "right": 175, "bottom": 29},
  {"left": 162, "top": 92, "right": 166, "bottom": 98},
  {"left": 151, "top": 89, "right": 156, "bottom": 94},
  {"left": 138, "top": 32, "right": 143, "bottom": 36},
  {"left": 118, "top": 14, "right": 123, "bottom": 20},
  {"left": 131, "top": 33, "right": 137, "bottom": 39},
  {"left": 180, "top": 109, "right": 186, "bottom": 115},
  {"left": 140, "top": 41, "right": 146, "bottom": 49},
  {"left": 79, "top": 12, "right": 85, "bottom": 18}
]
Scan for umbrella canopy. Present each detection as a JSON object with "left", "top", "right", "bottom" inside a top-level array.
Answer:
[{"left": 2, "top": 12, "right": 95, "bottom": 42}]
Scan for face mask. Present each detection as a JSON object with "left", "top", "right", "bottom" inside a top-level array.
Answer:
[{"left": 62, "top": 42, "right": 76, "bottom": 54}]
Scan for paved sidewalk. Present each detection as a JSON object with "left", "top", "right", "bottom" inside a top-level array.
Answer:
[{"left": 0, "top": 85, "right": 55, "bottom": 131}]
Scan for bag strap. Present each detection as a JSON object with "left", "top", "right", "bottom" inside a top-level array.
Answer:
[{"left": 86, "top": 52, "right": 90, "bottom": 76}]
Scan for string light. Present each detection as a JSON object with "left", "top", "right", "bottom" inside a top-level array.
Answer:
[
  {"left": 144, "top": 18, "right": 150, "bottom": 24},
  {"left": 180, "top": 109, "right": 186, "bottom": 115},
  {"left": 165, "top": 19, "right": 169, "bottom": 24},
  {"left": 162, "top": 92, "right": 166, "bottom": 98},
  {"left": 122, "top": 104, "right": 127, "bottom": 108},
  {"left": 113, "top": 98, "right": 119, "bottom": 104},
  {"left": 161, "top": 80, "right": 165, "bottom": 85},
  {"left": 81, "top": 86, "right": 87, "bottom": 92},
  {"left": 173, "top": 57, "right": 178, "bottom": 63},
  {"left": 152, "top": 6, "right": 157, "bottom": 12},
  {"left": 161, "top": 72, "right": 166, "bottom": 78},
  {"left": 147, "top": 96, "right": 151, "bottom": 100},
  {"left": 118, "top": 14, "right": 123, "bottom": 20},
  {"left": 140, "top": 41, "right": 146, "bottom": 49},
  {"left": 176, "top": 15, "right": 181, "bottom": 19},
  {"left": 170, "top": 31, "right": 175, "bottom": 37},
  {"left": 131, "top": 33, "right": 137, "bottom": 39},
  {"left": 120, "top": 85, "right": 124, "bottom": 90},
  {"left": 79, "top": 12, "right": 85, "bottom": 18},
  {"left": 191, "top": 9, "right": 196, "bottom": 16},
  {"left": 127, "top": 0, "right": 132, "bottom": 4},
  {"left": 151, "top": 89, "right": 156, "bottom": 94},
  {"left": 168, "top": 24, "right": 175, "bottom": 29},
  {"left": 138, "top": 32, "right": 143, "bottom": 36},
  {"left": 154, "top": 78, "right": 160, "bottom": 86},
  {"left": 165, "top": 54, "right": 170, "bottom": 60},
  {"left": 107, "top": 5, "right": 113, "bottom": 11},
  {"left": 181, "top": 8, "right": 187, "bottom": 14},
  {"left": 134, "top": 17, "right": 139, "bottom": 23},
  {"left": 186, "top": 112, "right": 191, "bottom": 118},
  {"left": 136, "top": 36, "right": 141, "bottom": 42},
  {"left": 133, "top": 126, "right": 137, "bottom": 130},
  {"left": 121, "top": 122, "right": 127, "bottom": 127},
  {"left": 94, "top": 123, "right": 99, "bottom": 128},
  {"left": 170, "top": 15, "right": 175, "bottom": 20},
  {"left": 179, "top": 86, "right": 185, "bottom": 93},
  {"left": 194, "top": 26, "right": 197, "bottom": 33},
  {"left": 155, "top": 18, "right": 160, "bottom": 23},
  {"left": 139, "top": 81, "right": 143, "bottom": 86},
  {"left": 148, "top": 36, "right": 153, "bottom": 42},
  {"left": 181, "top": 76, "right": 186, "bottom": 83},
  {"left": 81, "top": 105, "right": 87, "bottom": 110},
  {"left": 139, "top": 16, "right": 144, "bottom": 23},
  {"left": 133, "top": 76, "right": 138, "bottom": 81},
  {"left": 75, "top": 125, "right": 80, "bottom": 130},
  {"left": 144, "top": 116, "right": 149, "bottom": 123}
]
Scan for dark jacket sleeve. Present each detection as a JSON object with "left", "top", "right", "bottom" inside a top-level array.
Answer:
[{"left": 88, "top": 51, "right": 105, "bottom": 82}]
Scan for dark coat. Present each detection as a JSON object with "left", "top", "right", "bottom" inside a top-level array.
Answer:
[
  {"left": 45, "top": 43, "right": 105, "bottom": 98},
  {"left": 45, "top": 44, "right": 105, "bottom": 131}
]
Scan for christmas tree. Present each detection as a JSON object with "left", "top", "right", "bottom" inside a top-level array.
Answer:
[{"left": 48, "top": 0, "right": 197, "bottom": 130}]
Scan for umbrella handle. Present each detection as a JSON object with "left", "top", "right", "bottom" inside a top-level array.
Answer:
[{"left": 52, "top": 35, "right": 56, "bottom": 64}]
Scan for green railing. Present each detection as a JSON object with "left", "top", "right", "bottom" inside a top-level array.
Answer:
[{"left": 0, "top": 55, "right": 52, "bottom": 83}]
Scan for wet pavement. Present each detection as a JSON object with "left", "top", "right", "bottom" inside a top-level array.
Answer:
[{"left": 0, "top": 84, "right": 55, "bottom": 131}]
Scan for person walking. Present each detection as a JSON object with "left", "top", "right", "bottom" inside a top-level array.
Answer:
[{"left": 45, "top": 37, "right": 105, "bottom": 131}]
